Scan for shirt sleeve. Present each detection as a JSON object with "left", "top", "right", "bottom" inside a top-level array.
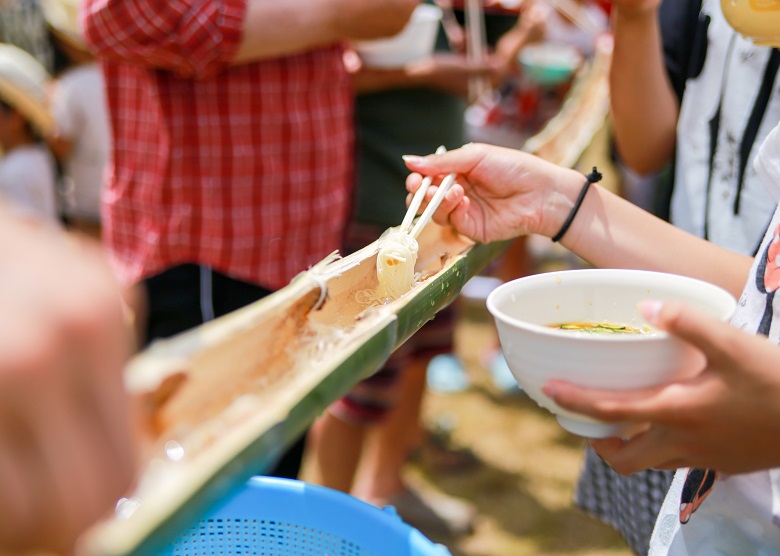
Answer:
[
  {"left": 81, "top": 0, "right": 246, "bottom": 79},
  {"left": 50, "top": 77, "right": 79, "bottom": 138}
]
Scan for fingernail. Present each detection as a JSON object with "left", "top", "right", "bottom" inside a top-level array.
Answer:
[
  {"left": 638, "top": 300, "right": 663, "bottom": 324},
  {"left": 542, "top": 383, "right": 557, "bottom": 397},
  {"left": 402, "top": 155, "right": 425, "bottom": 165}
]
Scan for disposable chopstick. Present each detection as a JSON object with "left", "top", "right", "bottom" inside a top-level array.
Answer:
[
  {"left": 465, "top": 0, "right": 489, "bottom": 104},
  {"left": 410, "top": 171, "right": 458, "bottom": 239},
  {"left": 400, "top": 145, "right": 446, "bottom": 234},
  {"left": 543, "top": 0, "right": 601, "bottom": 35},
  {"left": 434, "top": 0, "right": 465, "bottom": 51}
]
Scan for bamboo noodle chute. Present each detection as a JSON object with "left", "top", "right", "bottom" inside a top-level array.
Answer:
[{"left": 78, "top": 39, "right": 613, "bottom": 556}]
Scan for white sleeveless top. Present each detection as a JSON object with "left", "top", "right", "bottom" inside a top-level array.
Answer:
[
  {"left": 671, "top": 0, "right": 780, "bottom": 255},
  {"left": 650, "top": 123, "right": 780, "bottom": 555}
]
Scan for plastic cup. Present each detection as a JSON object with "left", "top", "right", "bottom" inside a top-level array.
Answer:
[
  {"left": 354, "top": 4, "right": 443, "bottom": 69},
  {"left": 721, "top": 0, "right": 780, "bottom": 47}
]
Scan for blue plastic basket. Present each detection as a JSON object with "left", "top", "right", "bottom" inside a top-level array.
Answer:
[{"left": 161, "top": 477, "right": 452, "bottom": 556}]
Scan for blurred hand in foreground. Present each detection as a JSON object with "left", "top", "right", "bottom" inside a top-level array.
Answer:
[{"left": 0, "top": 214, "right": 137, "bottom": 553}]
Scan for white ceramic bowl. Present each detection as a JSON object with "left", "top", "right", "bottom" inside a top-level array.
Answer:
[
  {"left": 353, "top": 4, "right": 442, "bottom": 69},
  {"left": 486, "top": 269, "right": 737, "bottom": 438}
]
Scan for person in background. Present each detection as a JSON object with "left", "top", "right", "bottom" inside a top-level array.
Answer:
[
  {"left": 402, "top": 126, "right": 780, "bottom": 553},
  {"left": 42, "top": 0, "right": 109, "bottom": 239},
  {"left": 0, "top": 205, "right": 136, "bottom": 553},
  {"left": 0, "top": 42, "right": 58, "bottom": 224},
  {"left": 611, "top": 0, "right": 779, "bottom": 253},
  {"left": 539, "top": 0, "right": 607, "bottom": 57},
  {"left": 306, "top": 2, "right": 546, "bottom": 537},
  {"left": 0, "top": 0, "right": 54, "bottom": 72},
  {"left": 575, "top": 0, "right": 780, "bottom": 552},
  {"left": 81, "top": 0, "right": 419, "bottom": 480}
]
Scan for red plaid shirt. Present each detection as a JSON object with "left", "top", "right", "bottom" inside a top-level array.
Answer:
[{"left": 82, "top": 0, "right": 354, "bottom": 290}]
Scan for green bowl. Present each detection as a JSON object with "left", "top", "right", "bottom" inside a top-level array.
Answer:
[{"left": 519, "top": 43, "right": 582, "bottom": 86}]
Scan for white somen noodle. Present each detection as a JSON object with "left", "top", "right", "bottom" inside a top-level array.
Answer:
[
  {"left": 376, "top": 230, "right": 419, "bottom": 300},
  {"left": 355, "top": 230, "right": 420, "bottom": 306}
]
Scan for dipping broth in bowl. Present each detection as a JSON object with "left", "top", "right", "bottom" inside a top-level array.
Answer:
[
  {"left": 486, "top": 269, "right": 737, "bottom": 438},
  {"left": 548, "top": 321, "right": 654, "bottom": 335}
]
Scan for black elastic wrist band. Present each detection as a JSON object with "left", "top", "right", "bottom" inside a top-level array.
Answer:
[{"left": 551, "top": 167, "right": 602, "bottom": 243}]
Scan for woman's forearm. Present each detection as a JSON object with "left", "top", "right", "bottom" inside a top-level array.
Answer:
[
  {"left": 562, "top": 182, "right": 752, "bottom": 297},
  {"left": 609, "top": 8, "right": 679, "bottom": 175}
]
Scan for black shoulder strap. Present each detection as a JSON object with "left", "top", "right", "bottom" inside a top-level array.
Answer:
[
  {"left": 734, "top": 48, "right": 780, "bottom": 215},
  {"left": 704, "top": 45, "right": 780, "bottom": 241},
  {"left": 703, "top": 33, "right": 737, "bottom": 240}
]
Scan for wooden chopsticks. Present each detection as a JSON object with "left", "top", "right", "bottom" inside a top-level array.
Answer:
[{"left": 400, "top": 145, "right": 457, "bottom": 239}]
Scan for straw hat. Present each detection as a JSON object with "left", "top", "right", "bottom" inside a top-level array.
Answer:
[
  {"left": 0, "top": 43, "right": 54, "bottom": 136},
  {"left": 39, "top": 0, "right": 88, "bottom": 53}
]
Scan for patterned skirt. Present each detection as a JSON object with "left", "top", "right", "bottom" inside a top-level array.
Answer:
[{"left": 574, "top": 445, "right": 675, "bottom": 555}]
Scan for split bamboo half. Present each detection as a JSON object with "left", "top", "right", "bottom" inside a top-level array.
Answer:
[{"left": 77, "top": 38, "right": 612, "bottom": 556}]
